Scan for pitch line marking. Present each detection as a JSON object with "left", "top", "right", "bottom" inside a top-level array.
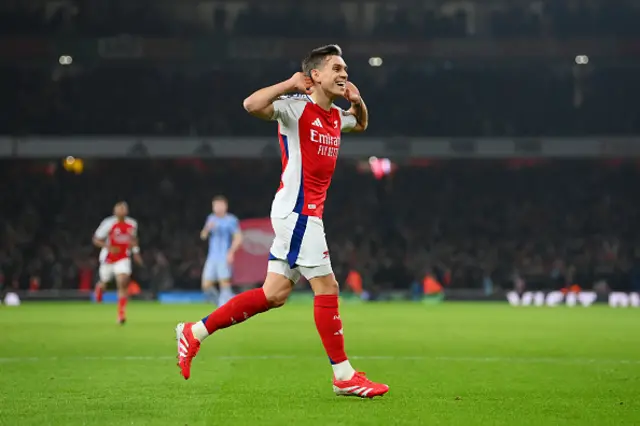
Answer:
[{"left": 0, "top": 355, "right": 638, "bottom": 365}]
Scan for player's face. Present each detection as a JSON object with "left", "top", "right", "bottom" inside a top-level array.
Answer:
[
  {"left": 114, "top": 204, "right": 128, "bottom": 218},
  {"left": 212, "top": 200, "right": 227, "bottom": 216},
  {"left": 314, "top": 55, "right": 348, "bottom": 99}
]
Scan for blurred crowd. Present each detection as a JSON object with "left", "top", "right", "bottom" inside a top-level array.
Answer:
[
  {"left": 2, "top": 159, "right": 640, "bottom": 295},
  {"left": 1, "top": 62, "right": 638, "bottom": 137},
  {"left": 1, "top": 0, "right": 639, "bottom": 297},
  {"left": 1, "top": 0, "right": 639, "bottom": 38}
]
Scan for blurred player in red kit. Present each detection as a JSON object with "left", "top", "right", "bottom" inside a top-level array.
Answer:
[
  {"left": 175, "top": 45, "right": 389, "bottom": 398},
  {"left": 93, "top": 201, "right": 143, "bottom": 324}
]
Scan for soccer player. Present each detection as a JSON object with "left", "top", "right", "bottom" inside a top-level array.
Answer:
[
  {"left": 175, "top": 45, "right": 388, "bottom": 398},
  {"left": 200, "top": 195, "right": 243, "bottom": 306},
  {"left": 93, "top": 201, "right": 143, "bottom": 324}
]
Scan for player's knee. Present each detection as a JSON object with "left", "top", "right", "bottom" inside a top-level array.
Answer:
[
  {"left": 264, "top": 284, "right": 291, "bottom": 308},
  {"left": 263, "top": 273, "right": 293, "bottom": 308},
  {"left": 309, "top": 274, "right": 339, "bottom": 296},
  {"left": 267, "top": 291, "right": 289, "bottom": 308}
]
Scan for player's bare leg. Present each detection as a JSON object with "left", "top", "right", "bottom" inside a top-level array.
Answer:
[
  {"left": 115, "top": 273, "right": 130, "bottom": 325},
  {"left": 201, "top": 278, "right": 219, "bottom": 305},
  {"left": 309, "top": 273, "right": 389, "bottom": 398},
  {"left": 176, "top": 272, "right": 291, "bottom": 379},
  {"left": 218, "top": 278, "right": 235, "bottom": 306},
  {"left": 94, "top": 281, "right": 106, "bottom": 303}
]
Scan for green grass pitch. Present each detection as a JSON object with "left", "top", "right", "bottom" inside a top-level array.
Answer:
[{"left": 1, "top": 301, "right": 639, "bottom": 425}]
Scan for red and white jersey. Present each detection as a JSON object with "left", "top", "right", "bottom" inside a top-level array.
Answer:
[
  {"left": 271, "top": 94, "right": 357, "bottom": 218},
  {"left": 94, "top": 216, "right": 138, "bottom": 264}
]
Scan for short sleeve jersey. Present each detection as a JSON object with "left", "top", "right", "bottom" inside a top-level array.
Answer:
[{"left": 270, "top": 94, "right": 357, "bottom": 219}]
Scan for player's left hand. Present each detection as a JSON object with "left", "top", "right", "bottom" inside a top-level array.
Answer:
[
  {"left": 343, "top": 81, "right": 361, "bottom": 104},
  {"left": 134, "top": 253, "right": 144, "bottom": 266},
  {"left": 227, "top": 251, "right": 235, "bottom": 265}
]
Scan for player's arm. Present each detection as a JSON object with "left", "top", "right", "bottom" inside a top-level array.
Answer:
[
  {"left": 226, "top": 218, "right": 243, "bottom": 264},
  {"left": 130, "top": 236, "right": 143, "bottom": 266},
  {"left": 347, "top": 98, "right": 368, "bottom": 132},
  {"left": 242, "top": 72, "right": 311, "bottom": 120},
  {"left": 92, "top": 236, "right": 107, "bottom": 249},
  {"left": 200, "top": 217, "right": 213, "bottom": 241},
  {"left": 93, "top": 219, "right": 110, "bottom": 249},
  {"left": 344, "top": 82, "right": 368, "bottom": 133},
  {"left": 229, "top": 231, "right": 243, "bottom": 256}
]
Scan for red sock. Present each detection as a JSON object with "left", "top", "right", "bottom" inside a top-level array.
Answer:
[
  {"left": 314, "top": 295, "right": 348, "bottom": 364},
  {"left": 95, "top": 287, "right": 103, "bottom": 303},
  {"left": 118, "top": 297, "right": 127, "bottom": 320},
  {"left": 202, "top": 288, "right": 269, "bottom": 334}
]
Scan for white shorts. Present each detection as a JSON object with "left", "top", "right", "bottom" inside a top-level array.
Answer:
[
  {"left": 99, "top": 258, "right": 132, "bottom": 283},
  {"left": 268, "top": 212, "right": 333, "bottom": 284}
]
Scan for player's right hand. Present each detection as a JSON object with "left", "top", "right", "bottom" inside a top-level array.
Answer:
[
  {"left": 108, "top": 246, "right": 121, "bottom": 254},
  {"left": 289, "top": 72, "right": 313, "bottom": 94}
]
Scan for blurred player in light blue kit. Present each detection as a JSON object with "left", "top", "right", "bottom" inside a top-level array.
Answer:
[{"left": 200, "top": 195, "right": 243, "bottom": 306}]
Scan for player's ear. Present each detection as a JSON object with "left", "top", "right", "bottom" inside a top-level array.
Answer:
[{"left": 310, "top": 69, "right": 321, "bottom": 83}]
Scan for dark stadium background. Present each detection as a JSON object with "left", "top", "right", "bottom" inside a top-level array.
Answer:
[{"left": 1, "top": 0, "right": 640, "bottom": 301}]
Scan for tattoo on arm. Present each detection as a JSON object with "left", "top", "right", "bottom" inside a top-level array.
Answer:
[{"left": 352, "top": 103, "right": 364, "bottom": 126}]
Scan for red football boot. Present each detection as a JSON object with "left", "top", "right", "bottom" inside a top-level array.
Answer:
[
  {"left": 175, "top": 322, "right": 201, "bottom": 380},
  {"left": 333, "top": 371, "right": 389, "bottom": 398}
]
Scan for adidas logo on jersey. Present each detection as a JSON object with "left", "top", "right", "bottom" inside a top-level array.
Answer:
[{"left": 312, "top": 118, "right": 323, "bottom": 128}]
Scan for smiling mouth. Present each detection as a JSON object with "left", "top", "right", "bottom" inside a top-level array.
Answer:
[{"left": 336, "top": 82, "right": 346, "bottom": 87}]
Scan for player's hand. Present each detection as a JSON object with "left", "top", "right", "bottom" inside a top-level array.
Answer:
[
  {"left": 108, "top": 246, "right": 121, "bottom": 254},
  {"left": 226, "top": 251, "right": 235, "bottom": 265},
  {"left": 134, "top": 253, "right": 144, "bottom": 266},
  {"left": 200, "top": 230, "right": 209, "bottom": 241},
  {"left": 288, "top": 72, "right": 313, "bottom": 94},
  {"left": 343, "top": 81, "right": 362, "bottom": 104}
]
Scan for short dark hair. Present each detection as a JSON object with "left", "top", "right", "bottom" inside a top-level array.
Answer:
[
  {"left": 212, "top": 195, "right": 227, "bottom": 203},
  {"left": 302, "top": 44, "right": 343, "bottom": 76}
]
